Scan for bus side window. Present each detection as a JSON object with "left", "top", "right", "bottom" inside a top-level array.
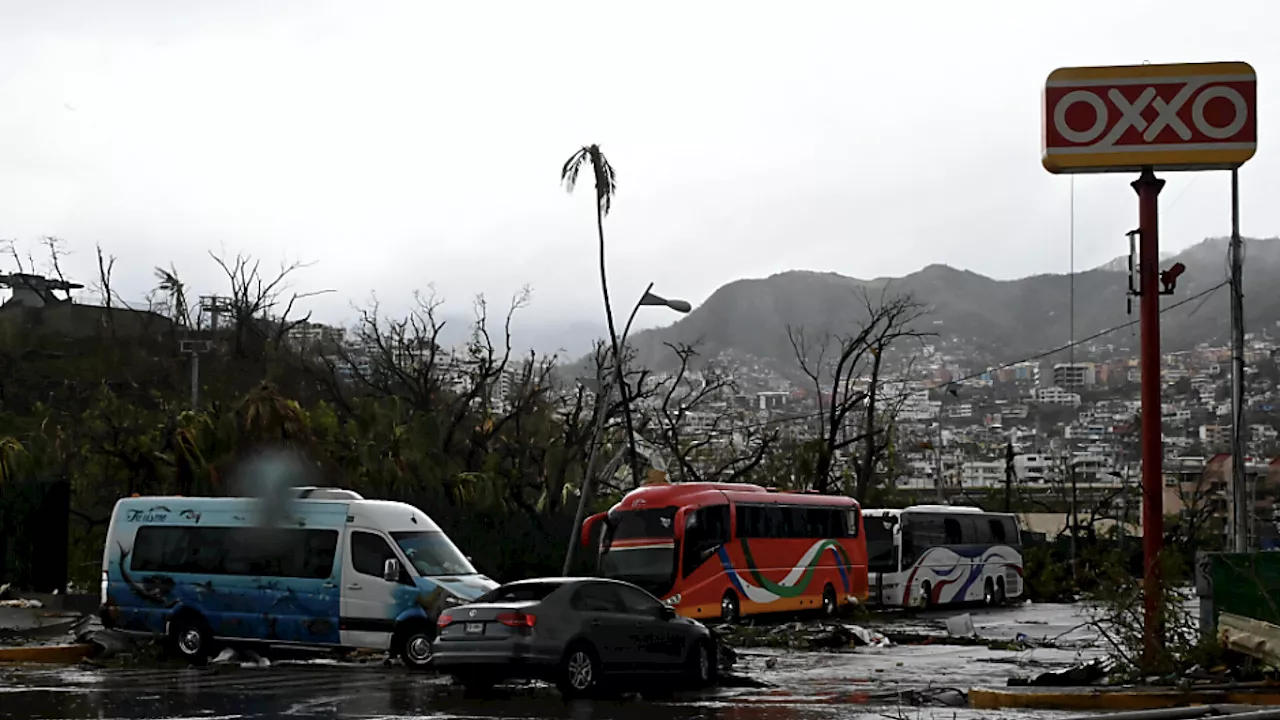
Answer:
[
  {"left": 943, "top": 518, "right": 963, "bottom": 545},
  {"left": 1003, "top": 517, "right": 1020, "bottom": 546},
  {"left": 988, "top": 519, "right": 1007, "bottom": 543}
]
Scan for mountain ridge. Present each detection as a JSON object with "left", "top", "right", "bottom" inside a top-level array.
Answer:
[{"left": 616, "top": 236, "right": 1280, "bottom": 371}]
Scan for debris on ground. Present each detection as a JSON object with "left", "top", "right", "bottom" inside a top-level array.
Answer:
[
  {"left": 945, "top": 613, "right": 977, "bottom": 638},
  {"left": 716, "top": 621, "right": 891, "bottom": 651},
  {"left": 212, "top": 647, "right": 271, "bottom": 668},
  {"left": 1007, "top": 657, "right": 1113, "bottom": 687},
  {"left": 0, "top": 598, "right": 44, "bottom": 609}
]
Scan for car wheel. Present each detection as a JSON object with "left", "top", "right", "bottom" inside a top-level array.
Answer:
[
  {"left": 720, "top": 590, "right": 741, "bottom": 624},
  {"left": 168, "top": 613, "right": 213, "bottom": 665},
  {"left": 921, "top": 581, "right": 934, "bottom": 610},
  {"left": 983, "top": 578, "right": 996, "bottom": 606},
  {"left": 684, "top": 639, "right": 717, "bottom": 688},
  {"left": 821, "top": 584, "right": 838, "bottom": 618},
  {"left": 996, "top": 577, "right": 1007, "bottom": 605},
  {"left": 557, "top": 643, "right": 600, "bottom": 698},
  {"left": 395, "top": 623, "right": 435, "bottom": 671}
]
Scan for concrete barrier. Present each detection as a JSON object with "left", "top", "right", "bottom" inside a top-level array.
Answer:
[
  {"left": 0, "top": 644, "right": 93, "bottom": 664},
  {"left": 971, "top": 686, "right": 1280, "bottom": 712}
]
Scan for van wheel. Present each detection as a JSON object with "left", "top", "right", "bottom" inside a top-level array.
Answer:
[
  {"left": 720, "top": 590, "right": 741, "bottom": 624},
  {"left": 983, "top": 578, "right": 996, "bottom": 606},
  {"left": 169, "top": 613, "right": 213, "bottom": 664},
  {"left": 821, "top": 584, "right": 838, "bottom": 617},
  {"left": 394, "top": 622, "right": 435, "bottom": 671},
  {"left": 557, "top": 642, "right": 601, "bottom": 698}
]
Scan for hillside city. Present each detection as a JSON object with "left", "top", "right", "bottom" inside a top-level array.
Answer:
[{"left": 280, "top": 309, "right": 1280, "bottom": 549}]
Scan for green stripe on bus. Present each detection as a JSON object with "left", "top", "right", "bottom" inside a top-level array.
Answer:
[{"left": 739, "top": 539, "right": 852, "bottom": 598}]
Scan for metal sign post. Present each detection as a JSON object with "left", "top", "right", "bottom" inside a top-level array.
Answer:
[{"left": 1042, "top": 60, "right": 1257, "bottom": 669}]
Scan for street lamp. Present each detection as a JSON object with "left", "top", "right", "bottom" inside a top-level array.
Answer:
[
  {"left": 562, "top": 283, "right": 691, "bottom": 575},
  {"left": 617, "top": 283, "right": 691, "bottom": 486}
]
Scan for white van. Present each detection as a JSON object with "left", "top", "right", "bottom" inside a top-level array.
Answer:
[{"left": 99, "top": 487, "right": 497, "bottom": 667}]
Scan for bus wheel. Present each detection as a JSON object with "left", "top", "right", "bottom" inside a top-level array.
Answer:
[
  {"left": 996, "top": 577, "right": 1007, "bottom": 605},
  {"left": 821, "top": 584, "right": 838, "bottom": 618},
  {"left": 920, "top": 581, "right": 934, "bottom": 610},
  {"left": 720, "top": 591, "right": 740, "bottom": 624},
  {"left": 983, "top": 578, "right": 996, "bottom": 606}
]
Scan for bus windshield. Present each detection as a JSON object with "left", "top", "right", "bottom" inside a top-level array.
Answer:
[
  {"left": 599, "top": 507, "right": 677, "bottom": 596},
  {"left": 865, "top": 515, "right": 899, "bottom": 573}
]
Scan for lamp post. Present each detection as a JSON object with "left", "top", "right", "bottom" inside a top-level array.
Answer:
[
  {"left": 616, "top": 283, "right": 692, "bottom": 488},
  {"left": 561, "top": 284, "right": 691, "bottom": 576}
]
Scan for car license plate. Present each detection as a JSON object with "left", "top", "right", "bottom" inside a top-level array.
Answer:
[{"left": 465, "top": 622, "right": 483, "bottom": 635}]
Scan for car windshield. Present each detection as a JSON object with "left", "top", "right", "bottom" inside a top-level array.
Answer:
[{"left": 390, "top": 531, "right": 477, "bottom": 577}]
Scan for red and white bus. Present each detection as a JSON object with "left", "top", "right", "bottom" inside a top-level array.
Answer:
[{"left": 580, "top": 482, "right": 868, "bottom": 623}]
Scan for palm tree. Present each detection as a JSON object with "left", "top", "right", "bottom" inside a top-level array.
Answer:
[{"left": 561, "top": 145, "right": 640, "bottom": 487}]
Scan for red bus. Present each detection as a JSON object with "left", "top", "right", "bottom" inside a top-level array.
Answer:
[{"left": 580, "top": 482, "right": 867, "bottom": 623}]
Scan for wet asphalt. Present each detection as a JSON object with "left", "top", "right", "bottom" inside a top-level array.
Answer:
[{"left": 0, "top": 603, "right": 1100, "bottom": 720}]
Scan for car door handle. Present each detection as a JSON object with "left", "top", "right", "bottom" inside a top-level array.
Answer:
[
  {"left": 322, "top": 582, "right": 337, "bottom": 589},
  {"left": 347, "top": 583, "right": 362, "bottom": 591}
]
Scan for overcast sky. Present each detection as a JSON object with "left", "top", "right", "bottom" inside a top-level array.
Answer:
[{"left": 2, "top": 0, "right": 1277, "bottom": 337}]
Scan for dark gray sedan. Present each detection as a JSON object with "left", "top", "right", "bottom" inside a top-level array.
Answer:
[{"left": 432, "top": 577, "right": 717, "bottom": 697}]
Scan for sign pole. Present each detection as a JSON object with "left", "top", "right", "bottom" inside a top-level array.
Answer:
[
  {"left": 1229, "top": 167, "right": 1248, "bottom": 553},
  {"left": 1133, "top": 166, "right": 1165, "bottom": 668}
]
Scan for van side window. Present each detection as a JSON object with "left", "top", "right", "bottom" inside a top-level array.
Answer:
[
  {"left": 130, "top": 526, "right": 337, "bottom": 579},
  {"left": 351, "top": 531, "right": 398, "bottom": 579}
]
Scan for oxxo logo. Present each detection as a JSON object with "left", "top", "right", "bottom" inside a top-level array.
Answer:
[{"left": 1052, "top": 79, "right": 1250, "bottom": 148}]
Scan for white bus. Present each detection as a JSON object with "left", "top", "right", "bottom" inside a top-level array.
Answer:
[{"left": 864, "top": 506, "right": 1023, "bottom": 609}]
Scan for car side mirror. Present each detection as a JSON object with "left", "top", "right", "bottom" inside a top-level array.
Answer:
[
  {"left": 660, "top": 605, "right": 676, "bottom": 621},
  {"left": 383, "top": 558, "right": 400, "bottom": 583}
]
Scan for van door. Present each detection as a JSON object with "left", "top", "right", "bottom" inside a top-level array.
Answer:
[{"left": 340, "top": 528, "right": 404, "bottom": 650}]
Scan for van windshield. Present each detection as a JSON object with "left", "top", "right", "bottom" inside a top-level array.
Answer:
[{"left": 390, "top": 531, "right": 477, "bottom": 576}]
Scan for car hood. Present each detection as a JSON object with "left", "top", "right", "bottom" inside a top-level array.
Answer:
[{"left": 418, "top": 574, "right": 498, "bottom": 601}]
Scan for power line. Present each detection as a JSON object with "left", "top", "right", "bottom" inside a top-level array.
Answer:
[
  {"left": 715, "top": 280, "right": 1230, "bottom": 433},
  {"left": 943, "top": 280, "right": 1228, "bottom": 387}
]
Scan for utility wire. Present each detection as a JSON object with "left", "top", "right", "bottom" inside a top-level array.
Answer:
[{"left": 712, "top": 281, "right": 1231, "bottom": 433}]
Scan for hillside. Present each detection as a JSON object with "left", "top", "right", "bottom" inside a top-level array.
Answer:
[{"left": 621, "top": 237, "right": 1280, "bottom": 371}]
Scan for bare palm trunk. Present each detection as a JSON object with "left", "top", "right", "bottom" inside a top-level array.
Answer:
[
  {"left": 856, "top": 348, "right": 883, "bottom": 501},
  {"left": 597, "top": 204, "right": 640, "bottom": 487}
]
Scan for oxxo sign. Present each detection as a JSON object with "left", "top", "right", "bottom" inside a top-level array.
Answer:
[{"left": 1043, "top": 61, "right": 1256, "bottom": 173}]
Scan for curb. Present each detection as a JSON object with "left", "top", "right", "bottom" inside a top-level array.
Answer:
[
  {"left": 971, "top": 686, "right": 1280, "bottom": 711},
  {"left": 0, "top": 644, "right": 94, "bottom": 665}
]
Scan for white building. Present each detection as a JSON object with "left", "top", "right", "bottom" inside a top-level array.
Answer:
[
  {"left": 1014, "top": 453, "right": 1051, "bottom": 483},
  {"left": 960, "top": 461, "right": 1006, "bottom": 488},
  {"left": 1053, "top": 363, "right": 1096, "bottom": 388},
  {"left": 1034, "top": 386, "right": 1081, "bottom": 406}
]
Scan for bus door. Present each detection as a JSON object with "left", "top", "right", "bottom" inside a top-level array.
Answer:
[
  {"left": 865, "top": 515, "right": 899, "bottom": 606},
  {"left": 680, "top": 505, "right": 730, "bottom": 584}
]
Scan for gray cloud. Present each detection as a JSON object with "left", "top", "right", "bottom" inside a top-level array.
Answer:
[{"left": 2, "top": 0, "right": 1276, "bottom": 339}]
